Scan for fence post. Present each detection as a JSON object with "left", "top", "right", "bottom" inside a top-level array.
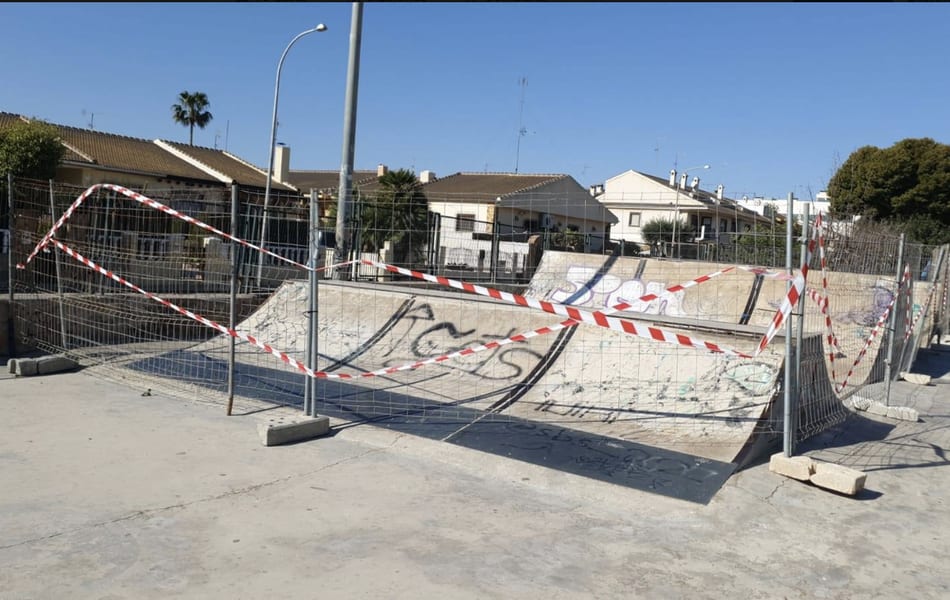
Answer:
[
  {"left": 5, "top": 173, "right": 14, "bottom": 357},
  {"left": 227, "top": 183, "right": 239, "bottom": 416},
  {"left": 783, "top": 192, "right": 795, "bottom": 457},
  {"left": 48, "top": 179, "right": 68, "bottom": 352},
  {"left": 793, "top": 203, "right": 809, "bottom": 441},
  {"left": 305, "top": 188, "right": 320, "bottom": 417},
  {"left": 883, "top": 234, "right": 906, "bottom": 406}
]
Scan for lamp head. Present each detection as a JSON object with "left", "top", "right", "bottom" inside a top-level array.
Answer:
[{"left": 315, "top": 23, "right": 328, "bottom": 32}]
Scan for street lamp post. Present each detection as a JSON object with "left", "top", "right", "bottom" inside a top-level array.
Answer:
[
  {"left": 257, "top": 23, "right": 328, "bottom": 287},
  {"left": 671, "top": 164, "right": 710, "bottom": 259}
]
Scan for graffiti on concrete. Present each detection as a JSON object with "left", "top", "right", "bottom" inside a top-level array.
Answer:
[
  {"left": 549, "top": 265, "right": 685, "bottom": 316},
  {"left": 381, "top": 303, "right": 544, "bottom": 380}
]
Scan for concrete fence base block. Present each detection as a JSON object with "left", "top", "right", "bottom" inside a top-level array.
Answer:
[
  {"left": 900, "top": 372, "right": 932, "bottom": 386},
  {"left": 13, "top": 355, "right": 79, "bottom": 377},
  {"left": 258, "top": 416, "right": 331, "bottom": 447},
  {"left": 36, "top": 355, "right": 79, "bottom": 375},
  {"left": 14, "top": 358, "right": 38, "bottom": 377},
  {"left": 7, "top": 359, "right": 16, "bottom": 374},
  {"left": 886, "top": 405, "right": 920, "bottom": 422},
  {"left": 769, "top": 453, "right": 816, "bottom": 481},
  {"left": 851, "top": 397, "right": 919, "bottom": 422},
  {"left": 809, "top": 461, "right": 867, "bottom": 496}
]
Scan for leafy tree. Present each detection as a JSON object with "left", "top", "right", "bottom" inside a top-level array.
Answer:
[
  {"left": 640, "top": 217, "right": 694, "bottom": 244},
  {"left": 0, "top": 119, "right": 65, "bottom": 179},
  {"left": 358, "top": 169, "right": 430, "bottom": 265},
  {"left": 171, "top": 91, "right": 214, "bottom": 146},
  {"left": 827, "top": 138, "right": 950, "bottom": 245},
  {"left": 733, "top": 219, "right": 801, "bottom": 268}
]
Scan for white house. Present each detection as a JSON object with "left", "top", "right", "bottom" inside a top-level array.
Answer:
[
  {"left": 421, "top": 171, "right": 618, "bottom": 273},
  {"left": 734, "top": 191, "right": 832, "bottom": 222},
  {"left": 592, "top": 168, "right": 773, "bottom": 253}
]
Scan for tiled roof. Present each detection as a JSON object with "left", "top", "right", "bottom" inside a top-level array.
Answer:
[
  {"left": 57, "top": 127, "right": 213, "bottom": 180},
  {"left": 161, "top": 141, "right": 296, "bottom": 191},
  {"left": 421, "top": 172, "right": 566, "bottom": 200},
  {"left": 0, "top": 112, "right": 298, "bottom": 190},
  {"left": 0, "top": 112, "right": 91, "bottom": 165},
  {"left": 285, "top": 170, "right": 378, "bottom": 193}
]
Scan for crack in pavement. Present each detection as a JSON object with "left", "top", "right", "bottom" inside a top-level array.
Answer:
[{"left": 0, "top": 442, "right": 395, "bottom": 551}]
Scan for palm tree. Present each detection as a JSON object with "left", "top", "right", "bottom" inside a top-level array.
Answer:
[
  {"left": 171, "top": 91, "right": 213, "bottom": 146},
  {"left": 360, "top": 168, "right": 430, "bottom": 266}
]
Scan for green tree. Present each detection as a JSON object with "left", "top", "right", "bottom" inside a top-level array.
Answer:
[
  {"left": 171, "top": 91, "right": 214, "bottom": 146},
  {"left": 641, "top": 217, "right": 695, "bottom": 244},
  {"left": 359, "top": 169, "right": 430, "bottom": 265},
  {"left": 827, "top": 137, "right": 950, "bottom": 245},
  {"left": 0, "top": 119, "right": 65, "bottom": 179}
]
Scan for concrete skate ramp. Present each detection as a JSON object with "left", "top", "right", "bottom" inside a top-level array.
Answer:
[
  {"left": 127, "top": 251, "right": 899, "bottom": 501},
  {"left": 190, "top": 257, "right": 787, "bottom": 465}
]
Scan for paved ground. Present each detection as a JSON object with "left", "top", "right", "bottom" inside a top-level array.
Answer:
[{"left": 1, "top": 344, "right": 949, "bottom": 599}]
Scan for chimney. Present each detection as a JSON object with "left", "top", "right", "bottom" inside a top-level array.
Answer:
[
  {"left": 691, "top": 176, "right": 700, "bottom": 190},
  {"left": 679, "top": 173, "right": 688, "bottom": 189},
  {"left": 273, "top": 144, "right": 290, "bottom": 183},
  {"left": 669, "top": 169, "right": 677, "bottom": 186},
  {"left": 716, "top": 184, "right": 724, "bottom": 201},
  {"left": 377, "top": 163, "right": 388, "bottom": 177},
  {"left": 420, "top": 170, "right": 437, "bottom": 184}
]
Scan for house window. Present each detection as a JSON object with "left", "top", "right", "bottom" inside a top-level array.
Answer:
[
  {"left": 628, "top": 212, "right": 641, "bottom": 227},
  {"left": 456, "top": 214, "right": 475, "bottom": 232}
]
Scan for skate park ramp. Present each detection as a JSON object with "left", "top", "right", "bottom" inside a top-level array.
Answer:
[{"left": 119, "top": 250, "right": 895, "bottom": 503}]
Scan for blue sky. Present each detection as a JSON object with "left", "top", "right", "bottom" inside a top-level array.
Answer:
[{"left": 2, "top": 2, "right": 948, "bottom": 200}]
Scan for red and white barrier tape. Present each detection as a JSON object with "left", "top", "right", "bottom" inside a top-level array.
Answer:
[
  {"left": 754, "top": 212, "right": 823, "bottom": 356},
  {"left": 18, "top": 183, "right": 323, "bottom": 274},
  {"left": 904, "top": 274, "right": 938, "bottom": 344},
  {"left": 834, "top": 292, "right": 898, "bottom": 393},
  {"left": 359, "top": 259, "right": 755, "bottom": 357},
  {"left": 363, "top": 265, "right": 740, "bottom": 374}
]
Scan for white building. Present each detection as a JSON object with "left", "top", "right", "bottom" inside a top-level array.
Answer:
[{"left": 592, "top": 168, "right": 773, "bottom": 253}]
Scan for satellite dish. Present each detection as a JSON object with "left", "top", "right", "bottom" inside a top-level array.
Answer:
[{"left": 754, "top": 199, "right": 762, "bottom": 207}]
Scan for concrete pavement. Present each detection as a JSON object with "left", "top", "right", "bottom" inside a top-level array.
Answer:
[{"left": 1, "top": 344, "right": 949, "bottom": 599}]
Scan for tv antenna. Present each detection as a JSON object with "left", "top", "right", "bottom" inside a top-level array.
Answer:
[
  {"left": 81, "top": 109, "right": 98, "bottom": 130},
  {"left": 514, "top": 76, "right": 528, "bottom": 173}
]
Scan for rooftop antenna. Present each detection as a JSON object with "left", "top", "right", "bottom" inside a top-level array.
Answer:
[
  {"left": 81, "top": 109, "right": 96, "bottom": 130},
  {"left": 654, "top": 139, "right": 661, "bottom": 170},
  {"left": 214, "top": 130, "right": 222, "bottom": 150},
  {"left": 515, "top": 76, "right": 527, "bottom": 173},
  {"left": 224, "top": 119, "right": 230, "bottom": 152}
]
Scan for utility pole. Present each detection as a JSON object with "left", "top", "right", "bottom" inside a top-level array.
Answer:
[{"left": 334, "top": 2, "right": 364, "bottom": 280}]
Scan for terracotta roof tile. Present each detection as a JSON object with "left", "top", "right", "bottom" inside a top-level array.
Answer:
[
  {"left": 421, "top": 172, "right": 565, "bottom": 200},
  {"left": 161, "top": 140, "right": 296, "bottom": 191}
]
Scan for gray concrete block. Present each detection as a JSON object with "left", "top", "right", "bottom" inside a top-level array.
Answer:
[
  {"left": 850, "top": 395, "right": 872, "bottom": 411},
  {"left": 886, "top": 405, "right": 919, "bottom": 422},
  {"left": 900, "top": 372, "right": 932, "bottom": 386},
  {"left": 810, "top": 461, "right": 867, "bottom": 496},
  {"left": 6, "top": 359, "right": 16, "bottom": 374},
  {"left": 36, "top": 355, "right": 79, "bottom": 375},
  {"left": 258, "top": 416, "right": 331, "bottom": 446},
  {"left": 769, "top": 453, "right": 815, "bottom": 481},
  {"left": 15, "top": 358, "right": 37, "bottom": 377}
]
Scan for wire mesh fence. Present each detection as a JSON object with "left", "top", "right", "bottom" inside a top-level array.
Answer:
[{"left": 5, "top": 176, "right": 948, "bottom": 464}]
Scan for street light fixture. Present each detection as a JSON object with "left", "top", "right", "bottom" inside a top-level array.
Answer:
[
  {"left": 257, "top": 23, "right": 328, "bottom": 286},
  {"left": 671, "top": 163, "right": 710, "bottom": 259}
]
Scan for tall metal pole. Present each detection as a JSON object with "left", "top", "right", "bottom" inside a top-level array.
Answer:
[
  {"left": 6, "top": 173, "right": 15, "bottom": 357},
  {"left": 334, "top": 2, "right": 363, "bottom": 281},
  {"left": 305, "top": 189, "right": 320, "bottom": 416},
  {"left": 883, "top": 234, "right": 906, "bottom": 406},
  {"left": 227, "top": 183, "right": 239, "bottom": 416},
  {"left": 257, "top": 24, "right": 328, "bottom": 287},
  {"left": 783, "top": 191, "right": 795, "bottom": 457},
  {"left": 48, "top": 180, "right": 68, "bottom": 352},
  {"left": 794, "top": 203, "right": 809, "bottom": 418}
]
